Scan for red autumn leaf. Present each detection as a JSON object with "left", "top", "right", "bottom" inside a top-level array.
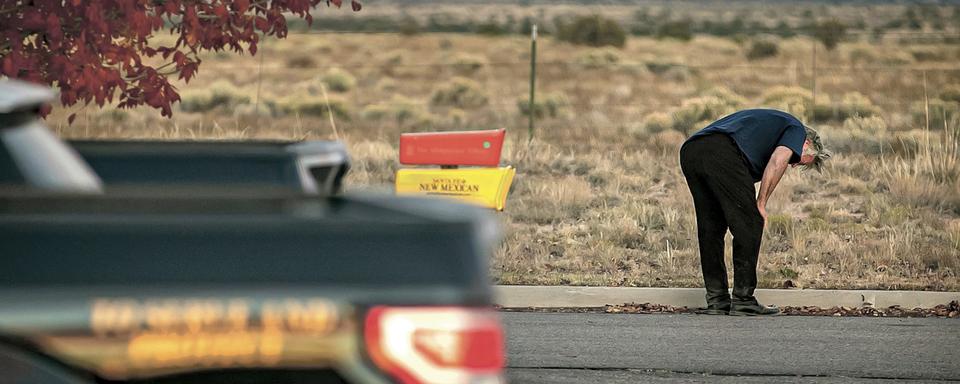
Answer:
[
  {"left": 254, "top": 16, "right": 269, "bottom": 31},
  {"left": 45, "top": 13, "right": 63, "bottom": 48},
  {"left": 21, "top": 10, "right": 45, "bottom": 30},
  {"left": 212, "top": 5, "right": 228, "bottom": 18},
  {"left": 163, "top": 1, "right": 178, "bottom": 14},
  {"left": 185, "top": 31, "right": 198, "bottom": 47},
  {"left": 235, "top": 0, "right": 250, "bottom": 13},
  {"left": 172, "top": 51, "right": 186, "bottom": 66},
  {"left": 1, "top": 56, "right": 13, "bottom": 75}
]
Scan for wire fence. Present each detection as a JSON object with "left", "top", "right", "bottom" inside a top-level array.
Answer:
[
  {"left": 189, "top": 30, "right": 960, "bottom": 127},
  {"left": 203, "top": 61, "right": 960, "bottom": 108},
  {"left": 282, "top": 29, "right": 960, "bottom": 37},
  {"left": 202, "top": 61, "right": 960, "bottom": 73}
]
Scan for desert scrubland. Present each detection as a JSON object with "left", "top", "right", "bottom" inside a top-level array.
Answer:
[{"left": 51, "top": 2, "right": 960, "bottom": 290}]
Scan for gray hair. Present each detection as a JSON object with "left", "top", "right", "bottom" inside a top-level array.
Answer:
[{"left": 803, "top": 125, "right": 831, "bottom": 173}]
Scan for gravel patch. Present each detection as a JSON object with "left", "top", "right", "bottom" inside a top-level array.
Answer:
[{"left": 498, "top": 300, "right": 960, "bottom": 318}]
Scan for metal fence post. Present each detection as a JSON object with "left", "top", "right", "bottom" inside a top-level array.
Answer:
[
  {"left": 811, "top": 39, "right": 818, "bottom": 115},
  {"left": 528, "top": 24, "right": 538, "bottom": 144}
]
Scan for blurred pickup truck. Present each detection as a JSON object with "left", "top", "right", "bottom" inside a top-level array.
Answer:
[
  {"left": 69, "top": 140, "right": 350, "bottom": 195},
  {"left": 0, "top": 80, "right": 505, "bottom": 384}
]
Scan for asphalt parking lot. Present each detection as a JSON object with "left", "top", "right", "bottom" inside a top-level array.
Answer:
[{"left": 503, "top": 312, "right": 960, "bottom": 383}]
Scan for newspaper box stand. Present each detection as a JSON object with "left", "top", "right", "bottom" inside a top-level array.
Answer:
[{"left": 395, "top": 129, "right": 515, "bottom": 211}]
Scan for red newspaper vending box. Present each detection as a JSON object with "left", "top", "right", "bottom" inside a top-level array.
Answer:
[{"left": 399, "top": 128, "right": 506, "bottom": 167}]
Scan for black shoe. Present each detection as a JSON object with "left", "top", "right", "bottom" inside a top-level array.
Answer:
[
  {"left": 701, "top": 290, "right": 731, "bottom": 315},
  {"left": 696, "top": 302, "right": 731, "bottom": 315},
  {"left": 730, "top": 302, "right": 780, "bottom": 316}
]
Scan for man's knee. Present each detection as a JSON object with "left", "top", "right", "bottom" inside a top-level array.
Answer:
[
  {"left": 697, "top": 223, "right": 726, "bottom": 240},
  {"left": 729, "top": 215, "right": 763, "bottom": 243}
]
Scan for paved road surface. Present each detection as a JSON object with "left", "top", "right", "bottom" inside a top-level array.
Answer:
[{"left": 503, "top": 312, "right": 960, "bottom": 383}]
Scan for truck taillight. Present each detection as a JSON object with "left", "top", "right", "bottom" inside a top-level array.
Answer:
[{"left": 364, "top": 306, "right": 505, "bottom": 384}]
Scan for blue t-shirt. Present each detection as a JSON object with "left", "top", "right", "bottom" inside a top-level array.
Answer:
[{"left": 685, "top": 109, "right": 806, "bottom": 182}]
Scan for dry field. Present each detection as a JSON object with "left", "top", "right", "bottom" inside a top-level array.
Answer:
[{"left": 49, "top": 17, "right": 960, "bottom": 290}]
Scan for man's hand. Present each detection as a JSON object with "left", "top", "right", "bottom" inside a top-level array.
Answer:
[
  {"left": 757, "top": 202, "right": 768, "bottom": 227},
  {"left": 756, "top": 146, "right": 793, "bottom": 229}
]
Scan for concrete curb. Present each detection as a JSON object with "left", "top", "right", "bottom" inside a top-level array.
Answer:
[{"left": 494, "top": 285, "right": 960, "bottom": 309}]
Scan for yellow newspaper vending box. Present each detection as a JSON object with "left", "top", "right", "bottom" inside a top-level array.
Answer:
[{"left": 395, "top": 167, "right": 515, "bottom": 211}]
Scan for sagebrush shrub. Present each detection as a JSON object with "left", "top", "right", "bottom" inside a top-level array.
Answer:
[
  {"left": 672, "top": 96, "right": 739, "bottom": 134},
  {"left": 746, "top": 39, "right": 779, "bottom": 60},
  {"left": 361, "top": 95, "right": 428, "bottom": 126},
  {"left": 642, "top": 112, "right": 673, "bottom": 135},
  {"left": 178, "top": 81, "right": 250, "bottom": 113},
  {"left": 656, "top": 19, "right": 693, "bottom": 41},
  {"left": 574, "top": 48, "right": 621, "bottom": 69},
  {"left": 814, "top": 19, "right": 847, "bottom": 50},
  {"left": 517, "top": 93, "right": 570, "bottom": 119},
  {"left": 843, "top": 115, "right": 888, "bottom": 135},
  {"left": 556, "top": 14, "right": 626, "bottom": 48},
  {"left": 430, "top": 77, "right": 489, "bottom": 109},
  {"left": 320, "top": 68, "right": 357, "bottom": 93},
  {"left": 939, "top": 86, "right": 960, "bottom": 103},
  {"left": 274, "top": 95, "right": 351, "bottom": 120},
  {"left": 286, "top": 55, "right": 316, "bottom": 68},
  {"left": 670, "top": 88, "right": 745, "bottom": 133},
  {"left": 449, "top": 53, "right": 487, "bottom": 76},
  {"left": 758, "top": 86, "right": 816, "bottom": 119}
]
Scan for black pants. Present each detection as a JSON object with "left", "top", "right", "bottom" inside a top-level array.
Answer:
[{"left": 679, "top": 134, "right": 764, "bottom": 305}]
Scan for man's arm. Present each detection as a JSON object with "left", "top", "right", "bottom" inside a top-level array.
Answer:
[{"left": 756, "top": 146, "right": 794, "bottom": 226}]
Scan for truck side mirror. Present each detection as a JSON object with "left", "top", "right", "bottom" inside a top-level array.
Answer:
[{"left": 0, "top": 79, "right": 102, "bottom": 193}]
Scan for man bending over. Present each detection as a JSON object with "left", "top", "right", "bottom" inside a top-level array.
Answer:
[{"left": 679, "top": 109, "right": 830, "bottom": 316}]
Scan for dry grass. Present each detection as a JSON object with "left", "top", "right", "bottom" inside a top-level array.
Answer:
[{"left": 47, "top": 11, "right": 960, "bottom": 291}]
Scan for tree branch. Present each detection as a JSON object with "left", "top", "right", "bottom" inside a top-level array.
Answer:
[{"left": 2, "top": 0, "right": 335, "bottom": 119}]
